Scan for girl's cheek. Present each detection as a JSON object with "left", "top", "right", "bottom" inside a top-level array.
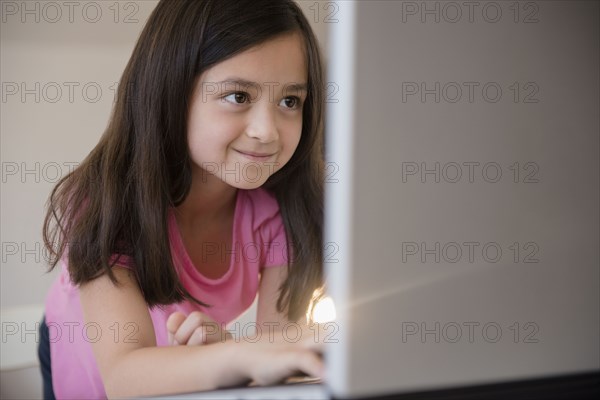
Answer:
[{"left": 284, "top": 116, "right": 303, "bottom": 139}]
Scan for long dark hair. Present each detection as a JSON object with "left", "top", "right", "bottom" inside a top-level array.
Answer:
[{"left": 42, "top": 0, "right": 324, "bottom": 321}]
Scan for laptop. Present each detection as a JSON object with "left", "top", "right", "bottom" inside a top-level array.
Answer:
[{"left": 157, "top": 1, "right": 599, "bottom": 398}]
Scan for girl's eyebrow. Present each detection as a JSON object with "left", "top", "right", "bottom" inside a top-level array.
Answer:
[
  {"left": 284, "top": 82, "right": 308, "bottom": 92},
  {"left": 216, "top": 78, "right": 260, "bottom": 91},
  {"left": 215, "top": 77, "right": 308, "bottom": 92}
]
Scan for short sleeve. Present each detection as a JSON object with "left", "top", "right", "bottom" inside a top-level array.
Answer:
[{"left": 260, "top": 212, "right": 290, "bottom": 268}]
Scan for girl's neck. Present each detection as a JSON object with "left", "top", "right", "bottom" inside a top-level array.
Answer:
[{"left": 175, "top": 168, "right": 238, "bottom": 229}]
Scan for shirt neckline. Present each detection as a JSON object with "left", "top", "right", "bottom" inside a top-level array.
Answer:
[{"left": 168, "top": 189, "right": 241, "bottom": 285}]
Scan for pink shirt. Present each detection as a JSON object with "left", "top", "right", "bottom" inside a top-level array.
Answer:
[{"left": 45, "top": 188, "right": 289, "bottom": 399}]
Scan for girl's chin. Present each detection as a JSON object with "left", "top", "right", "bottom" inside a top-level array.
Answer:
[{"left": 223, "top": 177, "right": 269, "bottom": 190}]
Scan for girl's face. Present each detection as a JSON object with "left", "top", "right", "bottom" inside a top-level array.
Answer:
[{"left": 187, "top": 32, "right": 308, "bottom": 190}]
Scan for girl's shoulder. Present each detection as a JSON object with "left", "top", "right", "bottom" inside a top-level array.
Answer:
[
  {"left": 238, "top": 188, "right": 283, "bottom": 234},
  {"left": 237, "top": 188, "right": 288, "bottom": 268}
]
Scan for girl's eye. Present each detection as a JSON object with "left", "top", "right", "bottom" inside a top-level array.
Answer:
[
  {"left": 223, "top": 92, "right": 250, "bottom": 105},
  {"left": 280, "top": 96, "right": 301, "bottom": 110}
]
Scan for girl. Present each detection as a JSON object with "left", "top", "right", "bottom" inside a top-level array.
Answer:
[{"left": 40, "top": 0, "right": 325, "bottom": 398}]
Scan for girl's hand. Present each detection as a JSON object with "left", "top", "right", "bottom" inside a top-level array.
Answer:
[
  {"left": 166, "top": 311, "right": 232, "bottom": 346},
  {"left": 226, "top": 335, "right": 324, "bottom": 387},
  {"left": 167, "top": 311, "right": 325, "bottom": 386}
]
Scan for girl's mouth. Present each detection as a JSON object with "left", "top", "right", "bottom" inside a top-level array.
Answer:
[{"left": 234, "top": 149, "right": 277, "bottom": 161}]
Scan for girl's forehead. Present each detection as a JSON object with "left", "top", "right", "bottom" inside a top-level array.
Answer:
[{"left": 200, "top": 33, "right": 308, "bottom": 86}]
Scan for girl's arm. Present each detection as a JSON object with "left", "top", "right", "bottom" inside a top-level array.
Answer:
[
  {"left": 257, "top": 266, "right": 330, "bottom": 350},
  {"left": 79, "top": 266, "right": 322, "bottom": 397},
  {"left": 166, "top": 266, "right": 304, "bottom": 345},
  {"left": 256, "top": 265, "right": 293, "bottom": 329},
  {"left": 167, "top": 266, "right": 306, "bottom": 346}
]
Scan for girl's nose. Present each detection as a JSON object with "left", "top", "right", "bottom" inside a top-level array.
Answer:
[{"left": 245, "top": 105, "right": 279, "bottom": 143}]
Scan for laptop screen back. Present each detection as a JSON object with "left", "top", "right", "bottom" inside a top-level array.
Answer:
[{"left": 324, "top": 1, "right": 599, "bottom": 398}]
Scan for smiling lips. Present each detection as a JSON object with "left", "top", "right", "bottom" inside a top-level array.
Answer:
[{"left": 234, "top": 149, "right": 277, "bottom": 161}]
